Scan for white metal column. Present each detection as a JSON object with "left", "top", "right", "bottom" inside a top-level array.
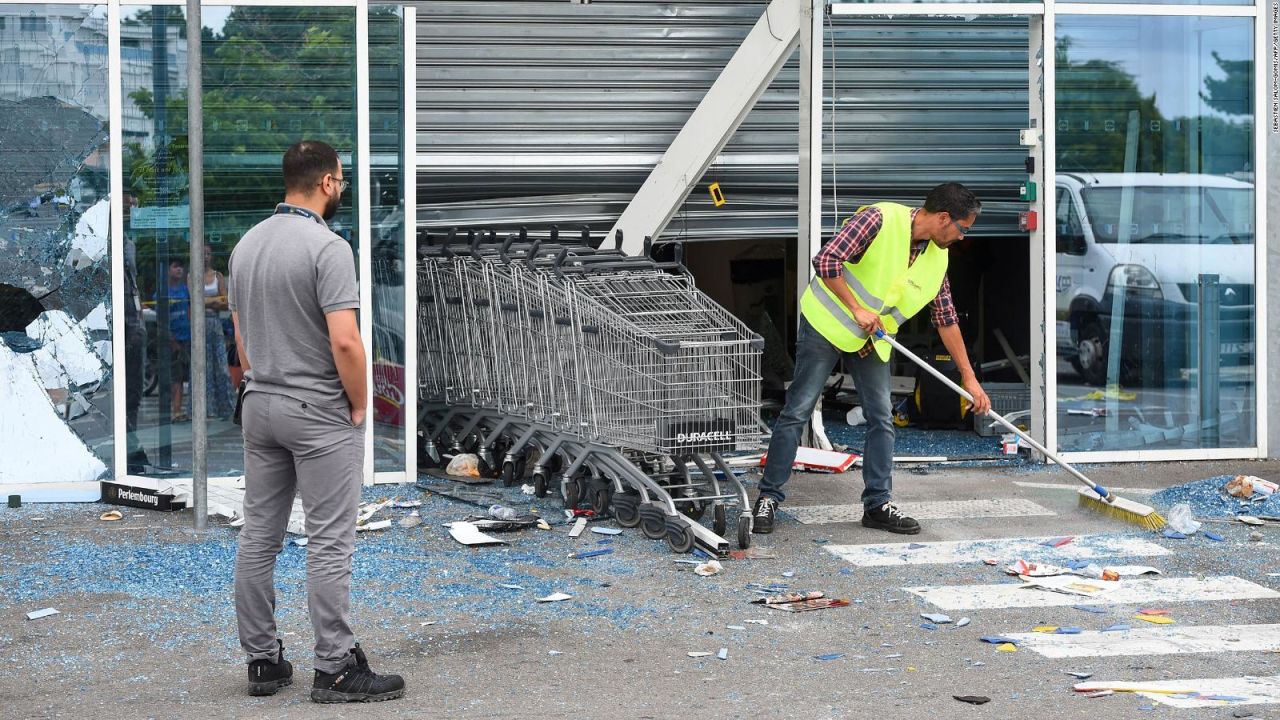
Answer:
[
  {"left": 1033, "top": 10, "right": 1054, "bottom": 458},
  {"left": 356, "top": 0, "right": 374, "bottom": 485},
  {"left": 108, "top": 0, "right": 126, "bottom": 481},
  {"left": 402, "top": 5, "right": 418, "bottom": 483}
]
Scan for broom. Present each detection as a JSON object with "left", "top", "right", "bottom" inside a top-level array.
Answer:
[{"left": 875, "top": 331, "right": 1165, "bottom": 530}]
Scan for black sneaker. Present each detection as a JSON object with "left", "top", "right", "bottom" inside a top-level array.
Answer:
[
  {"left": 752, "top": 496, "right": 779, "bottom": 534},
  {"left": 311, "top": 644, "right": 405, "bottom": 704},
  {"left": 247, "top": 640, "right": 293, "bottom": 696},
  {"left": 861, "top": 502, "right": 921, "bottom": 535}
]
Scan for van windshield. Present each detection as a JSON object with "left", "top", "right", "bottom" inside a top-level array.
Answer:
[{"left": 1080, "top": 185, "right": 1253, "bottom": 245}]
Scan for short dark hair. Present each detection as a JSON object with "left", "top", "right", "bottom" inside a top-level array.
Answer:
[
  {"left": 923, "top": 182, "right": 981, "bottom": 220},
  {"left": 282, "top": 140, "right": 339, "bottom": 193},
  {"left": 169, "top": 257, "right": 186, "bottom": 268}
]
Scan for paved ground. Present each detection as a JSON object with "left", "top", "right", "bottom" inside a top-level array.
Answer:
[{"left": 3, "top": 457, "right": 1279, "bottom": 719}]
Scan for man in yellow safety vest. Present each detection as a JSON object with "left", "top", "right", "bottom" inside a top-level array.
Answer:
[{"left": 753, "top": 183, "right": 991, "bottom": 535}]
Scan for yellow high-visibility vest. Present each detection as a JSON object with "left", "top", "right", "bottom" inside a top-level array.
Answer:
[{"left": 799, "top": 202, "right": 949, "bottom": 361}]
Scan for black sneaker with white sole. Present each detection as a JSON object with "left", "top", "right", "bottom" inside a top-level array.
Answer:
[
  {"left": 247, "top": 640, "right": 293, "bottom": 696},
  {"left": 752, "top": 496, "right": 779, "bottom": 534},
  {"left": 311, "top": 644, "right": 405, "bottom": 704},
  {"left": 861, "top": 502, "right": 921, "bottom": 535}
]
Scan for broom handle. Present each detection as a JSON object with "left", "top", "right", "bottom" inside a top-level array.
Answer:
[{"left": 875, "top": 331, "right": 1112, "bottom": 501}]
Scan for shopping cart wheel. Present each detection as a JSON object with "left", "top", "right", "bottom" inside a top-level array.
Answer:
[
  {"left": 477, "top": 456, "right": 494, "bottom": 479},
  {"left": 666, "top": 520, "right": 695, "bottom": 554},
  {"left": 499, "top": 461, "right": 517, "bottom": 487},
  {"left": 589, "top": 480, "right": 613, "bottom": 515},
  {"left": 513, "top": 455, "right": 529, "bottom": 479},
  {"left": 639, "top": 506, "right": 667, "bottom": 540},
  {"left": 532, "top": 471, "right": 549, "bottom": 498},
  {"left": 737, "top": 517, "right": 752, "bottom": 550},
  {"left": 612, "top": 493, "right": 641, "bottom": 528},
  {"left": 561, "top": 475, "right": 581, "bottom": 509},
  {"left": 712, "top": 504, "right": 727, "bottom": 537}
]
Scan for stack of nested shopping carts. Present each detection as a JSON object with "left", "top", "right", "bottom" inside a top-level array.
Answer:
[{"left": 417, "top": 229, "right": 764, "bottom": 555}]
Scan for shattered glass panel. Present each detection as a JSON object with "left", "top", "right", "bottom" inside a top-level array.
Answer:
[
  {"left": 0, "top": 5, "right": 115, "bottom": 484},
  {"left": 125, "top": 6, "right": 359, "bottom": 478},
  {"left": 370, "top": 7, "right": 406, "bottom": 473}
]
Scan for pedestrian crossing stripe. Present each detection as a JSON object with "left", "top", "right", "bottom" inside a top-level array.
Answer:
[
  {"left": 906, "top": 575, "right": 1280, "bottom": 610},
  {"left": 785, "top": 498, "right": 1055, "bottom": 525},
  {"left": 825, "top": 534, "right": 1169, "bottom": 567},
  {"left": 1005, "top": 623, "right": 1280, "bottom": 658},
  {"left": 1074, "top": 675, "right": 1280, "bottom": 708}
]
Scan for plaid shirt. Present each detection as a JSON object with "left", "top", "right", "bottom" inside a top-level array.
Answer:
[{"left": 813, "top": 207, "right": 958, "bottom": 355}]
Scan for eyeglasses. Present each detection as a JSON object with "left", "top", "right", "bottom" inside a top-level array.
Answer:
[
  {"left": 951, "top": 218, "right": 972, "bottom": 237},
  {"left": 325, "top": 175, "right": 350, "bottom": 193}
]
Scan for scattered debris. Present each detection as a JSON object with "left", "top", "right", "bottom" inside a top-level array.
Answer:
[
  {"left": 751, "top": 591, "right": 850, "bottom": 613},
  {"left": 445, "top": 453, "right": 482, "bottom": 478},
  {"left": 568, "top": 517, "right": 587, "bottom": 538},
  {"left": 419, "top": 620, "right": 437, "bottom": 626},
  {"left": 745, "top": 619, "right": 769, "bottom": 625},
  {"left": 547, "top": 650, "right": 563, "bottom": 656},
  {"left": 446, "top": 521, "right": 508, "bottom": 546},
  {"left": 591, "top": 526, "right": 622, "bottom": 536},
  {"left": 716, "top": 648, "right": 728, "bottom": 660},
  {"left": 356, "top": 519, "right": 392, "bottom": 532},
  {"left": 1072, "top": 605, "right": 1107, "bottom": 614},
  {"left": 99, "top": 510, "right": 122, "bottom": 521},
  {"left": 1205, "top": 531, "right": 1225, "bottom": 541},
  {"left": 398, "top": 512, "right": 423, "bottom": 529},
  {"left": 782, "top": 570, "right": 795, "bottom": 578},
  {"left": 537, "top": 520, "right": 551, "bottom": 531},
  {"left": 1065, "top": 671, "right": 1094, "bottom": 680},
  {"left": 499, "top": 584, "right": 525, "bottom": 590},
  {"left": 1137, "top": 608, "right": 1170, "bottom": 616},
  {"left": 726, "top": 625, "right": 746, "bottom": 631},
  {"left": 728, "top": 548, "right": 778, "bottom": 560},
  {"left": 1166, "top": 502, "right": 1202, "bottom": 535},
  {"left": 1162, "top": 529, "right": 1188, "bottom": 540},
  {"left": 687, "top": 651, "right": 712, "bottom": 658},
  {"left": 982, "top": 558, "right": 998, "bottom": 566},
  {"left": 1102, "top": 623, "right": 1130, "bottom": 632},
  {"left": 921, "top": 613, "right": 952, "bottom": 624},
  {"left": 1033, "top": 626, "right": 1059, "bottom": 633},
  {"left": 521, "top": 484, "right": 536, "bottom": 496},
  {"left": 1084, "top": 690, "right": 1114, "bottom": 698},
  {"left": 569, "top": 548, "right": 613, "bottom": 560},
  {"left": 1006, "top": 559, "right": 1072, "bottom": 577},
  {"left": 953, "top": 695, "right": 990, "bottom": 705},
  {"left": 356, "top": 498, "right": 394, "bottom": 525},
  {"left": 814, "top": 653, "right": 845, "bottom": 661},
  {"left": 920, "top": 623, "right": 938, "bottom": 631},
  {"left": 25, "top": 608, "right": 59, "bottom": 621},
  {"left": 996, "top": 643, "right": 1017, "bottom": 653},
  {"left": 1055, "top": 627, "right": 1083, "bottom": 635},
  {"left": 1042, "top": 536, "right": 1075, "bottom": 548},
  {"left": 292, "top": 537, "right": 309, "bottom": 547},
  {"left": 1226, "top": 475, "right": 1277, "bottom": 500},
  {"left": 979, "top": 636, "right": 1018, "bottom": 645},
  {"left": 956, "top": 617, "right": 971, "bottom": 628},
  {"left": 1250, "top": 531, "right": 1265, "bottom": 542},
  {"left": 1134, "top": 614, "right": 1174, "bottom": 625},
  {"left": 391, "top": 500, "right": 422, "bottom": 509},
  {"left": 1238, "top": 516, "right": 1266, "bottom": 526},
  {"left": 694, "top": 560, "right": 723, "bottom": 577},
  {"left": 536, "top": 592, "right": 572, "bottom": 603}
]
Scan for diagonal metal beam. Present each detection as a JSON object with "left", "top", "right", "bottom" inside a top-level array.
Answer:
[{"left": 608, "top": 0, "right": 804, "bottom": 254}]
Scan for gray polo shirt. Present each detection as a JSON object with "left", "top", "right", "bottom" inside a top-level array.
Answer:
[{"left": 228, "top": 204, "right": 359, "bottom": 407}]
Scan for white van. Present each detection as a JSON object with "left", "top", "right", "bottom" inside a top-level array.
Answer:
[{"left": 1055, "top": 172, "right": 1254, "bottom": 386}]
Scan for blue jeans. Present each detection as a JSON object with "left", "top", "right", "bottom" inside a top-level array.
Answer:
[{"left": 758, "top": 316, "right": 895, "bottom": 510}]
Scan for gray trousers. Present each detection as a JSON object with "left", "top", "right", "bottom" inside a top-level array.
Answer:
[{"left": 235, "top": 391, "right": 362, "bottom": 673}]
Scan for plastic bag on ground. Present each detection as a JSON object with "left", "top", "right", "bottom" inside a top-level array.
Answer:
[
  {"left": 1166, "top": 502, "right": 1201, "bottom": 535},
  {"left": 446, "top": 453, "right": 481, "bottom": 478}
]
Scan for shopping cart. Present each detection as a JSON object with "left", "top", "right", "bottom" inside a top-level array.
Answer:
[{"left": 416, "top": 228, "right": 764, "bottom": 554}]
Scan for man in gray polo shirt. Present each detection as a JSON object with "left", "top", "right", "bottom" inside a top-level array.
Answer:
[{"left": 229, "top": 140, "right": 405, "bottom": 703}]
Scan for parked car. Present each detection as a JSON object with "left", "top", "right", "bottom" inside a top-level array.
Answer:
[{"left": 1055, "top": 172, "right": 1255, "bottom": 386}]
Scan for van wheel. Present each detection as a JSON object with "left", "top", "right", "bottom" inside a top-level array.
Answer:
[{"left": 1075, "top": 320, "right": 1139, "bottom": 387}]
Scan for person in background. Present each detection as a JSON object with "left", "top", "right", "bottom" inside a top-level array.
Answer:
[
  {"left": 200, "top": 244, "right": 237, "bottom": 419},
  {"left": 163, "top": 257, "right": 191, "bottom": 423}
]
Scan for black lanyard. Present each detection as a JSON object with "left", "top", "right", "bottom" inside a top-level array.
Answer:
[{"left": 274, "top": 203, "right": 325, "bottom": 226}]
